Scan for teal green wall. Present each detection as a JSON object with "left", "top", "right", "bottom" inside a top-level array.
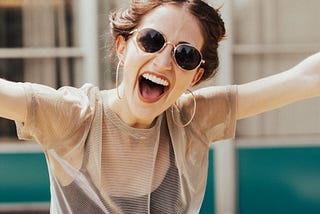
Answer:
[
  {"left": 0, "top": 153, "right": 50, "bottom": 203},
  {"left": 238, "top": 147, "right": 320, "bottom": 214},
  {"left": 2, "top": 146, "right": 320, "bottom": 214}
]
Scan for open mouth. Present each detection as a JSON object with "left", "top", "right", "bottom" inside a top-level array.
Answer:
[{"left": 138, "top": 73, "right": 170, "bottom": 103}]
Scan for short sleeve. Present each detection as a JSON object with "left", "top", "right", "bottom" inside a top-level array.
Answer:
[
  {"left": 180, "top": 85, "right": 238, "bottom": 144},
  {"left": 15, "top": 83, "right": 95, "bottom": 149}
]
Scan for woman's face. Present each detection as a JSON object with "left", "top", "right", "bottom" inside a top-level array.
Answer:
[{"left": 116, "top": 4, "right": 204, "bottom": 127}]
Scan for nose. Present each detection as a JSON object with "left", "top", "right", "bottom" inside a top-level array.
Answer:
[{"left": 152, "top": 43, "right": 174, "bottom": 71}]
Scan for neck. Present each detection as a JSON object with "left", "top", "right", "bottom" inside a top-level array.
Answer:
[{"left": 108, "top": 89, "right": 157, "bottom": 129}]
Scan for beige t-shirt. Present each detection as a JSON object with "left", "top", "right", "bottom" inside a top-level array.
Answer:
[{"left": 16, "top": 83, "right": 237, "bottom": 214}]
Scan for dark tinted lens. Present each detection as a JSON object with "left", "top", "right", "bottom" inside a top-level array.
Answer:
[
  {"left": 136, "top": 28, "right": 165, "bottom": 53},
  {"left": 174, "top": 44, "right": 202, "bottom": 70}
]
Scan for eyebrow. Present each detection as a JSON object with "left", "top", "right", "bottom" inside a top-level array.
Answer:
[{"left": 177, "top": 41, "right": 191, "bottom": 45}]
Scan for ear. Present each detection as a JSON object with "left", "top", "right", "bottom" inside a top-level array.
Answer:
[
  {"left": 190, "top": 68, "right": 204, "bottom": 86},
  {"left": 115, "top": 35, "right": 127, "bottom": 64}
]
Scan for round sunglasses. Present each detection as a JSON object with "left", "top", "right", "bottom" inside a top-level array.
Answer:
[{"left": 130, "top": 28, "right": 205, "bottom": 71}]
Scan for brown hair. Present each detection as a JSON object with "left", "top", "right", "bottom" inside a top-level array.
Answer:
[{"left": 109, "top": 0, "right": 226, "bottom": 84}]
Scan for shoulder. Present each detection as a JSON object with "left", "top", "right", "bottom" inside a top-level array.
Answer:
[
  {"left": 57, "top": 83, "right": 101, "bottom": 99},
  {"left": 194, "top": 85, "right": 237, "bottom": 101},
  {"left": 21, "top": 82, "right": 101, "bottom": 100},
  {"left": 177, "top": 85, "right": 238, "bottom": 112},
  {"left": 189, "top": 85, "right": 238, "bottom": 142}
]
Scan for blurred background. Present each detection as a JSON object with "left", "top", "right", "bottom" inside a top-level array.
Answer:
[{"left": 0, "top": 0, "right": 319, "bottom": 213}]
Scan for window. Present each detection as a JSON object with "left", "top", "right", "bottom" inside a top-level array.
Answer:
[
  {"left": 0, "top": 0, "right": 98, "bottom": 140},
  {"left": 213, "top": 1, "right": 320, "bottom": 212},
  {"left": 232, "top": 0, "right": 320, "bottom": 140}
]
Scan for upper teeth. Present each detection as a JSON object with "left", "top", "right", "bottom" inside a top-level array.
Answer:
[{"left": 142, "top": 73, "right": 169, "bottom": 86}]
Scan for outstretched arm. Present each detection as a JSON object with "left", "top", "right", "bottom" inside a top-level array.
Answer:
[
  {"left": 0, "top": 78, "right": 26, "bottom": 122},
  {"left": 237, "top": 52, "right": 320, "bottom": 120}
]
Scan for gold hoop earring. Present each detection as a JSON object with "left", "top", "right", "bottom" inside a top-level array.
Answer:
[
  {"left": 171, "top": 89, "right": 197, "bottom": 128},
  {"left": 116, "top": 61, "right": 122, "bottom": 99}
]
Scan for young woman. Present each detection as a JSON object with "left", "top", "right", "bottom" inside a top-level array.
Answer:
[{"left": 0, "top": 0, "right": 319, "bottom": 213}]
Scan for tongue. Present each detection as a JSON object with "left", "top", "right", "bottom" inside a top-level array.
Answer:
[{"left": 140, "top": 81, "right": 163, "bottom": 101}]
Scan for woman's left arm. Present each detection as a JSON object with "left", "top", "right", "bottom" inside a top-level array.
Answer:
[{"left": 237, "top": 52, "right": 320, "bottom": 120}]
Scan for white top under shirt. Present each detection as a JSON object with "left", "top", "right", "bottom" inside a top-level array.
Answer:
[{"left": 16, "top": 83, "right": 237, "bottom": 214}]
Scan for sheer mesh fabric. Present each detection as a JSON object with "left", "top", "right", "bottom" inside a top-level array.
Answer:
[
  {"left": 46, "top": 104, "right": 186, "bottom": 213},
  {"left": 16, "top": 83, "right": 238, "bottom": 213},
  {"left": 57, "top": 135, "right": 184, "bottom": 214}
]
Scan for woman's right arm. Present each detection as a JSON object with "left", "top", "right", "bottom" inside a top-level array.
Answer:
[{"left": 0, "top": 78, "right": 27, "bottom": 123}]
